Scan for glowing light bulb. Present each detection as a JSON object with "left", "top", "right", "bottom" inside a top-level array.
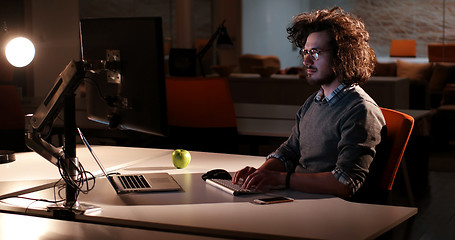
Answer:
[{"left": 5, "top": 37, "right": 35, "bottom": 67}]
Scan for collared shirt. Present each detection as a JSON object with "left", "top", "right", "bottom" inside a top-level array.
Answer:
[{"left": 314, "top": 83, "right": 355, "bottom": 104}]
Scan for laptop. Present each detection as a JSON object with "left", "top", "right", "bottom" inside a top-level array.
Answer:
[{"left": 77, "top": 128, "right": 182, "bottom": 194}]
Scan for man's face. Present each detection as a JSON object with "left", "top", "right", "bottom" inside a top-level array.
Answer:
[{"left": 302, "top": 31, "right": 336, "bottom": 85}]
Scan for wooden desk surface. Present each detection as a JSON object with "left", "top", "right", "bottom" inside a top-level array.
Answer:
[
  {"left": 0, "top": 210, "right": 223, "bottom": 240},
  {"left": 0, "top": 146, "right": 417, "bottom": 240}
]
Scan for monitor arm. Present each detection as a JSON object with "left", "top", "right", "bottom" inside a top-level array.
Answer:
[
  {"left": 24, "top": 58, "right": 121, "bottom": 213},
  {"left": 25, "top": 60, "right": 85, "bottom": 167},
  {"left": 24, "top": 60, "right": 87, "bottom": 210}
]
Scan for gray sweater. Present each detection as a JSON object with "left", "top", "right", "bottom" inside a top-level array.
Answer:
[{"left": 271, "top": 85, "right": 385, "bottom": 193}]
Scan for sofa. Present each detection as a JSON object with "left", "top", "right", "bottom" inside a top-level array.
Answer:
[
  {"left": 238, "top": 54, "right": 281, "bottom": 77},
  {"left": 373, "top": 60, "right": 455, "bottom": 109}
]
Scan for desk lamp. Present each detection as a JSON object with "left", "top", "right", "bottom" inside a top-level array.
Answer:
[
  {"left": 197, "top": 20, "right": 234, "bottom": 76},
  {"left": 0, "top": 22, "right": 35, "bottom": 164}
]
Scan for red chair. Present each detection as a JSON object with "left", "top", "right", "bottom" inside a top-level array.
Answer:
[
  {"left": 165, "top": 76, "right": 238, "bottom": 153},
  {"left": 354, "top": 108, "right": 414, "bottom": 204},
  {"left": 166, "top": 76, "right": 236, "bottom": 128},
  {"left": 379, "top": 108, "right": 414, "bottom": 191}
]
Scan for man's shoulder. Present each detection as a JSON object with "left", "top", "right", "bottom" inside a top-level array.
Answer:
[
  {"left": 343, "top": 85, "right": 379, "bottom": 108},
  {"left": 337, "top": 86, "right": 384, "bottom": 120}
]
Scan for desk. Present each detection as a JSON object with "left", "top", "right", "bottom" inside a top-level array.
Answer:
[
  {"left": 0, "top": 146, "right": 417, "bottom": 240},
  {"left": 0, "top": 211, "right": 222, "bottom": 240}
]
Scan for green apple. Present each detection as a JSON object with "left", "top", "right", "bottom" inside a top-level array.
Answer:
[{"left": 172, "top": 149, "right": 191, "bottom": 169}]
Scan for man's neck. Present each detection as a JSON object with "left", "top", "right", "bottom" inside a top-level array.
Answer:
[{"left": 321, "top": 79, "right": 342, "bottom": 97}]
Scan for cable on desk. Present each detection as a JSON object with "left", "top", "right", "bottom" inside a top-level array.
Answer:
[
  {"left": 0, "top": 196, "right": 65, "bottom": 214},
  {"left": 55, "top": 149, "right": 96, "bottom": 209}
]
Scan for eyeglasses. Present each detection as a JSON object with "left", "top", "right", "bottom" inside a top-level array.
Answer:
[{"left": 299, "top": 48, "right": 330, "bottom": 61}]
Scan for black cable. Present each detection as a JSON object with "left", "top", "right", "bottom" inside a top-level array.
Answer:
[
  {"left": 54, "top": 150, "right": 96, "bottom": 209},
  {"left": 83, "top": 76, "right": 109, "bottom": 104},
  {"left": 17, "top": 196, "right": 65, "bottom": 204}
]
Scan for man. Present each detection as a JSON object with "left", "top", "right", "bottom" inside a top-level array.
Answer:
[{"left": 233, "top": 7, "right": 385, "bottom": 198}]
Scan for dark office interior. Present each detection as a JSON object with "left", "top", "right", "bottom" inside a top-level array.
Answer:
[{"left": 0, "top": 0, "right": 454, "bottom": 239}]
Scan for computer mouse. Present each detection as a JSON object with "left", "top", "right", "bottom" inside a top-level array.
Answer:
[{"left": 202, "top": 169, "right": 232, "bottom": 181}]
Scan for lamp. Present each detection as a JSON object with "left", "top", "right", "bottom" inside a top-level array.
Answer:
[
  {"left": 5, "top": 37, "right": 35, "bottom": 67},
  {"left": 1, "top": 21, "right": 35, "bottom": 68},
  {"left": 197, "top": 20, "right": 234, "bottom": 76},
  {"left": 0, "top": 22, "right": 35, "bottom": 164}
]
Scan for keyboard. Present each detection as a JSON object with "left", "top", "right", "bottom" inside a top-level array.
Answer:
[
  {"left": 117, "top": 175, "right": 151, "bottom": 190},
  {"left": 206, "top": 179, "right": 260, "bottom": 196}
]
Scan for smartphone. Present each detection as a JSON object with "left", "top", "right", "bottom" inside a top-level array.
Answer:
[{"left": 253, "top": 196, "right": 294, "bottom": 205}]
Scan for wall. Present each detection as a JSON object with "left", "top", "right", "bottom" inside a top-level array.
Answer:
[
  {"left": 242, "top": 0, "right": 309, "bottom": 69},
  {"left": 242, "top": 0, "right": 455, "bottom": 68},
  {"left": 352, "top": 0, "right": 455, "bottom": 58},
  {"left": 213, "top": 0, "right": 242, "bottom": 66},
  {"left": 29, "top": 0, "right": 80, "bottom": 98}
]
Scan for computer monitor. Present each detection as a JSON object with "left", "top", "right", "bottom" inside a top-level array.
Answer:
[{"left": 80, "top": 17, "right": 168, "bottom": 137}]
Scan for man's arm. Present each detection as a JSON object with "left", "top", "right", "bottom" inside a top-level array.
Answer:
[
  {"left": 258, "top": 157, "right": 286, "bottom": 171},
  {"left": 288, "top": 171, "right": 351, "bottom": 198},
  {"left": 233, "top": 158, "right": 351, "bottom": 198}
]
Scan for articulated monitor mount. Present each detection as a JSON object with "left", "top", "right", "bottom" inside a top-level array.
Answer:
[
  {"left": 25, "top": 60, "right": 93, "bottom": 214},
  {"left": 24, "top": 58, "right": 121, "bottom": 215}
]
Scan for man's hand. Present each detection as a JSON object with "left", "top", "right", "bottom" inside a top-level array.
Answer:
[{"left": 233, "top": 166, "right": 285, "bottom": 191}]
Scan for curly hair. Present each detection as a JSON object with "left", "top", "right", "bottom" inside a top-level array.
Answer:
[{"left": 287, "top": 7, "right": 376, "bottom": 85}]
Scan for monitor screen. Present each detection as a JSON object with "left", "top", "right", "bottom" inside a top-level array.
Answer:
[{"left": 80, "top": 17, "right": 168, "bottom": 137}]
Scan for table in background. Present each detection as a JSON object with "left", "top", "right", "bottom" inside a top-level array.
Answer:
[{"left": 228, "top": 73, "right": 409, "bottom": 109}]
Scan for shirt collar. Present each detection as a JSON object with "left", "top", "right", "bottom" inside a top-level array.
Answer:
[{"left": 314, "top": 83, "right": 354, "bottom": 105}]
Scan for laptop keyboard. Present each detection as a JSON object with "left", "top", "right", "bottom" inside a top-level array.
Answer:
[{"left": 118, "top": 175, "right": 151, "bottom": 189}]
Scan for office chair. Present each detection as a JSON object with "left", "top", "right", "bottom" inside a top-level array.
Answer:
[
  {"left": 353, "top": 108, "right": 414, "bottom": 205},
  {"left": 165, "top": 76, "right": 238, "bottom": 153}
]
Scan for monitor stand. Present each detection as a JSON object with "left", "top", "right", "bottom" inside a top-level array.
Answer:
[{"left": 47, "top": 93, "right": 100, "bottom": 216}]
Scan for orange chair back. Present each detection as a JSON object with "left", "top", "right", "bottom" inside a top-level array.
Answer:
[
  {"left": 166, "top": 76, "right": 237, "bottom": 128},
  {"left": 390, "top": 39, "right": 416, "bottom": 57},
  {"left": 379, "top": 108, "right": 414, "bottom": 191},
  {"left": 428, "top": 43, "right": 455, "bottom": 62}
]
